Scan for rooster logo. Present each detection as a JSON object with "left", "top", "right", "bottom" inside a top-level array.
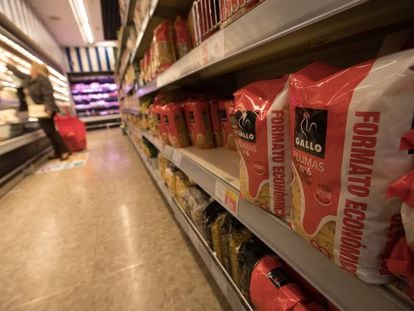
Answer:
[
  {"left": 300, "top": 112, "right": 317, "bottom": 138},
  {"left": 238, "top": 110, "right": 251, "bottom": 129}
]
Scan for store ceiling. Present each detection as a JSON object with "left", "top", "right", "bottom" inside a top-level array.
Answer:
[{"left": 29, "top": 0, "right": 118, "bottom": 47}]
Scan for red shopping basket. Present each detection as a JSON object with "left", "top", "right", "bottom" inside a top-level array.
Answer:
[{"left": 55, "top": 114, "right": 87, "bottom": 152}]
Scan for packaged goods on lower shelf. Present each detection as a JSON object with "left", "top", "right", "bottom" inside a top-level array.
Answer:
[
  {"left": 237, "top": 238, "right": 271, "bottom": 300},
  {"left": 203, "top": 202, "right": 225, "bottom": 248},
  {"left": 386, "top": 170, "right": 414, "bottom": 299},
  {"left": 250, "top": 255, "right": 307, "bottom": 311},
  {"left": 229, "top": 228, "right": 253, "bottom": 288},
  {"left": 210, "top": 212, "right": 230, "bottom": 264},
  {"left": 289, "top": 49, "right": 414, "bottom": 284},
  {"left": 157, "top": 153, "right": 169, "bottom": 181},
  {"left": 184, "top": 100, "right": 215, "bottom": 149},
  {"left": 165, "top": 164, "right": 182, "bottom": 196},
  {"left": 184, "top": 187, "right": 212, "bottom": 239},
  {"left": 176, "top": 174, "right": 195, "bottom": 207},
  {"left": 140, "top": 137, "right": 158, "bottom": 158},
  {"left": 164, "top": 103, "right": 190, "bottom": 148}
]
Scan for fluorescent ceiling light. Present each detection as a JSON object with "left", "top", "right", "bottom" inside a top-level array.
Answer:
[{"left": 69, "top": 0, "right": 94, "bottom": 44}]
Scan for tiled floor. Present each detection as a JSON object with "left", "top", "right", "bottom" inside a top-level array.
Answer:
[{"left": 0, "top": 129, "right": 229, "bottom": 311}]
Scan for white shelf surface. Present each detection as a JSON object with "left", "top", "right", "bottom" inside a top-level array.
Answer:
[
  {"left": 80, "top": 114, "right": 121, "bottom": 123},
  {"left": 127, "top": 132, "right": 252, "bottom": 311},
  {"left": 0, "top": 130, "right": 45, "bottom": 156},
  {"left": 137, "top": 0, "right": 369, "bottom": 97},
  {"left": 137, "top": 129, "right": 414, "bottom": 311}
]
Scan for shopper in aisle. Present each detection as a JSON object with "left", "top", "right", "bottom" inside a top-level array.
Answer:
[{"left": 7, "top": 62, "right": 71, "bottom": 161}]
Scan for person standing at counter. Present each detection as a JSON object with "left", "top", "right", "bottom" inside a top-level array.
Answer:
[{"left": 7, "top": 62, "right": 71, "bottom": 161}]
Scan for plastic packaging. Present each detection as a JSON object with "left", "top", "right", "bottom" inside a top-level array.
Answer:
[{"left": 289, "top": 49, "right": 414, "bottom": 283}]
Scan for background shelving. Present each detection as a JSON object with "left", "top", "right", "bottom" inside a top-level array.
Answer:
[{"left": 117, "top": 0, "right": 414, "bottom": 310}]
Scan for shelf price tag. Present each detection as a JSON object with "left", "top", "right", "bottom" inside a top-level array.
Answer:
[
  {"left": 215, "top": 181, "right": 239, "bottom": 216},
  {"left": 172, "top": 150, "right": 182, "bottom": 167},
  {"left": 214, "top": 181, "right": 226, "bottom": 205}
]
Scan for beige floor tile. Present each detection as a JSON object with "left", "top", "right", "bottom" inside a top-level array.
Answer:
[{"left": 0, "top": 129, "right": 229, "bottom": 311}]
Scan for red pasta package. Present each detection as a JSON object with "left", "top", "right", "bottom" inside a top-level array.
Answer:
[
  {"left": 386, "top": 237, "right": 414, "bottom": 300},
  {"left": 174, "top": 16, "right": 192, "bottom": 59},
  {"left": 184, "top": 100, "right": 215, "bottom": 149},
  {"left": 164, "top": 103, "right": 190, "bottom": 148},
  {"left": 290, "top": 49, "right": 414, "bottom": 283},
  {"left": 387, "top": 170, "right": 414, "bottom": 249},
  {"left": 153, "top": 20, "right": 176, "bottom": 75},
  {"left": 250, "top": 255, "right": 307, "bottom": 311},
  {"left": 209, "top": 100, "right": 223, "bottom": 147},
  {"left": 219, "top": 100, "right": 237, "bottom": 151},
  {"left": 234, "top": 77, "right": 288, "bottom": 215},
  {"left": 158, "top": 105, "right": 169, "bottom": 145}
]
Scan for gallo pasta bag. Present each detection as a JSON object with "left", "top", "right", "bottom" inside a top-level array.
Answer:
[
  {"left": 164, "top": 103, "right": 190, "bottom": 148},
  {"left": 234, "top": 63, "right": 336, "bottom": 216},
  {"left": 290, "top": 49, "right": 414, "bottom": 284},
  {"left": 184, "top": 100, "right": 215, "bottom": 149},
  {"left": 234, "top": 78, "right": 288, "bottom": 215},
  {"left": 158, "top": 105, "right": 169, "bottom": 145}
]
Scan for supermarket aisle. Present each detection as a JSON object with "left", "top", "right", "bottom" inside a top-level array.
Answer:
[{"left": 0, "top": 129, "right": 229, "bottom": 311}]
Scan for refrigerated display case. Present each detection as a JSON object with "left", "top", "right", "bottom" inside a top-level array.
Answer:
[
  {"left": 69, "top": 74, "right": 121, "bottom": 130},
  {"left": 0, "top": 26, "right": 71, "bottom": 194}
]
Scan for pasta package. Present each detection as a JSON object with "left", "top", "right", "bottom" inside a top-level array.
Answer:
[
  {"left": 234, "top": 78, "right": 289, "bottom": 216},
  {"left": 164, "top": 103, "right": 190, "bottom": 148},
  {"left": 157, "top": 105, "right": 170, "bottom": 144},
  {"left": 174, "top": 16, "right": 192, "bottom": 59},
  {"left": 153, "top": 20, "right": 176, "bottom": 75},
  {"left": 387, "top": 170, "right": 414, "bottom": 250},
  {"left": 229, "top": 228, "right": 253, "bottom": 287},
  {"left": 219, "top": 100, "right": 237, "bottom": 151},
  {"left": 184, "top": 101, "right": 215, "bottom": 149},
  {"left": 250, "top": 255, "right": 307, "bottom": 311},
  {"left": 209, "top": 100, "right": 224, "bottom": 147},
  {"left": 290, "top": 50, "right": 414, "bottom": 283}
]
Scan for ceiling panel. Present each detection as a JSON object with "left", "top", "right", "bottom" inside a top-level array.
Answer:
[{"left": 28, "top": 0, "right": 105, "bottom": 46}]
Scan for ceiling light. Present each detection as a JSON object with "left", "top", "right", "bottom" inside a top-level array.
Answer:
[{"left": 69, "top": 0, "right": 94, "bottom": 44}]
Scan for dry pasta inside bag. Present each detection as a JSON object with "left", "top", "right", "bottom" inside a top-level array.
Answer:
[
  {"left": 234, "top": 78, "right": 289, "bottom": 216},
  {"left": 289, "top": 50, "right": 414, "bottom": 284}
]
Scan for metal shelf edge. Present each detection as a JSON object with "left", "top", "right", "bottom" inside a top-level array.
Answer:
[
  {"left": 0, "top": 130, "right": 45, "bottom": 156},
  {"left": 127, "top": 132, "right": 251, "bottom": 311},
  {"left": 136, "top": 0, "right": 369, "bottom": 97},
  {"left": 135, "top": 130, "right": 413, "bottom": 311}
]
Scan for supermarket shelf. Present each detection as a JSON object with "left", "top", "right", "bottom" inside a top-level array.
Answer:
[
  {"left": 138, "top": 130, "right": 414, "bottom": 311},
  {"left": 131, "top": 0, "right": 194, "bottom": 62},
  {"left": 79, "top": 114, "right": 121, "bottom": 123},
  {"left": 130, "top": 0, "right": 159, "bottom": 63},
  {"left": 136, "top": 0, "right": 414, "bottom": 97},
  {"left": 141, "top": 130, "right": 239, "bottom": 199},
  {"left": 116, "top": 0, "right": 138, "bottom": 73},
  {"left": 127, "top": 132, "right": 252, "bottom": 311},
  {"left": 122, "top": 108, "right": 140, "bottom": 115},
  {"left": 0, "top": 130, "right": 45, "bottom": 156}
]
